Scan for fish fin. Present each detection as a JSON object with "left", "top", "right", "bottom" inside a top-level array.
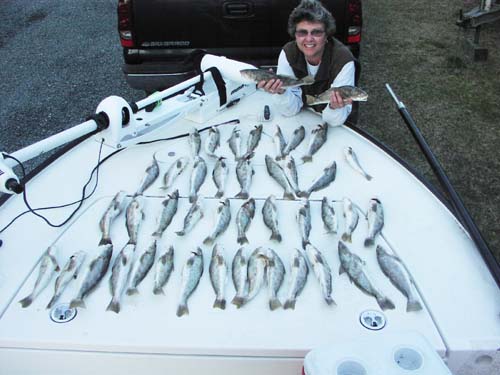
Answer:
[
  {"left": 231, "top": 296, "right": 246, "bottom": 308},
  {"left": 106, "top": 300, "right": 121, "bottom": 314},
  {"left": 269, "top": 298, "right": 282, "bottom": 311},
  {"left": 301, "top": 155, "right": 312, "bottom": 163},
  {"left": 99, "top": 237, "right": 112, "bottom": 246},
  {"left": 126, "top": 287, "right": 139, "bottom": 296},
  {"left": 283, "top": 299, "right": 296, "bottom": 310},
  {"left": 213, "top": 298, "right": 226, "bottom": 310},
  {"left": 325, "top": 296, "right": 337, "bottom": 306},
  {"left": 235, "top": 191, "right": 249, "bottom": 199},
  {"left": 284, "top": 192, "right": 295, "bottom": 200},
  {"left": 153, "top": 287, "right": 165, "bottom": 295},
  {"left": 365, "top": 174, "right": 373, "bottom": 181},
  {"left": 341, "top": 233, "right": 352, "bottom": 242},
  {"left": 302, "top": 239, "right": 310, "bottom": 249},
  {"left": 301, "top": 75, "right": 315, "bottom": 85},
  {"left": 19, "top": 295, "right": 33, "bottom": 308},
  {"left": 203, "top": 236, "right": 213, "bottom": 245},
  {"left": 377, "top": 296, "right": 396, "bottom": 311},
  {"left": 215, "top": 191, "right": 224, "bottom": 198},
  {"left": 46, "top": 295, "right": 58, "bottom": 309},
  {"left": 339, "top": 265, "right": 346, "bottom": 275},
  {"left": 69, "top": 298, "right": 86, "bottom": 309},
  {"left": 189, "top": 195, "right": 196, "bottom": 203},
  {"left": 175, "top": 230, "right": 185, "bottom": 236},
  {"left": 407, "top": 299, "right": 423, "bottom": 312},
  {"left": 237, "top": 235, "right": 249, "bottom": 245},
  {"left": 176, "top": 304, "right": 189, "bottom": 317},
  {"left": 305, "top": 95, "right": 315, "bottom": 106},
  {"left": 364, "top": 238, "right": 375, "bottom": 247},
  {"left": 270, "top": 232, "right": 282, "bottom": 242}
]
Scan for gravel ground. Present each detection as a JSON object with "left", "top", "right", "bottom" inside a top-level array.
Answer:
[{"left": 0, "top": 0, "right": 499, "bottom": 263}]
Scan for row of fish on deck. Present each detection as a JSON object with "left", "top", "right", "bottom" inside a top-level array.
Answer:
[{"left": 19, "top": 122, "right": 422, "bottom": 317}]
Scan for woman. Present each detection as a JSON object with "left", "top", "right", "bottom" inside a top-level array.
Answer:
[{"left": 258, "top": 0, "right": 358, "bottom": 126}]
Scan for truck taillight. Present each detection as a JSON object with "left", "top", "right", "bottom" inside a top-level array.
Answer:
[
  {"left": 118, "top": 0, "right": 134, "bottom": 48},
  {"left": 346, "top": 0, "right": 362, "bottom": 44}
]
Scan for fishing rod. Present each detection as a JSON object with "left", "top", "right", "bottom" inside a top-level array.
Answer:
[{"left": 385, "top": 83, "right": 500, "bottom": 289}]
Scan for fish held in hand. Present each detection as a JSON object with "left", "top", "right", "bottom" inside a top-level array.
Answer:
[
  {"left": 339, "top": 241, "right": 395, "bottom": 311},
  {"left": 376, "top": 245, "right": 422, "bottom": 312},
  {"left": 209, "top": 244, "right": 228, "bottom": 309},
  {"left": 153, "top": 246, "right": 175, "bottom": 295},
  {"left": 47, "top": 250, "right": 86, "bottom": 309},
  {"left": 177, "top": 247, "right": 204, "bottom": 317},
  {"left": 284, "top": 248, "right": 309, "bottom": 310},
  {"left": 306, "top": 86, "right": 368, "bottom": 106},
  {"left": 70, "top": 243, "right": 113, "bottom": 309},
  {"left": 365, "top": 198, "right": 384, "bottom": 247},
  {"left": 20, "top": 246, "right": 60, "bottom": 308},
  {"left": 344, "top": 146, "right": 372, "bottom": 181},
  {"left": 240, "top": 69, "right": 314, "bottom": 88}
]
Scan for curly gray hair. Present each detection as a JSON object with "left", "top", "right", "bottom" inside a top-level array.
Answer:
[{"left": 287, "top": 0, "right": 336, "bottom": 37}]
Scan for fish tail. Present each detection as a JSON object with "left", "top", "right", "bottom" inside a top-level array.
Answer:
[
  {"left": 175, "top": 230, "right": 185, "bottom": 236},
  {"left": 153, "top": 286, "right": 165, "bottom": 295},
  {"left": 377, "top": 296, "right": 396, "bottom": 311},
  {"left": 301, "top": 155, "right": 312, "bottom": 163},
  {"left": 305, "top": 95, "right": 315, "bottom": 106},
  {"left": 106, "top": 299, "right": 121, "bottom": 314},
  {"left": 341, "top": 232, "right": 352, "bottom": 242},
  {"left": 364, "top": 238, "right": 375, "bottom": 247},
  {"left": 235, "top": 191, "right": 249, "bottom": 199},
  {"left": 19, "top": 295, "right": 33, "bottom": 308},
  {"left": 237, "top": 235, "right": 249, "bottom": 245},
  {"left": 176, "top": 304, "right": 189, "bottom": 317},
  {"left": 126, "top": 287, "right": 139, "bottom": 296},
  {"left": 98, "top": 237, "right": 112, "bottom": 246},
  {"left": 46, "top": 295, "right": 59, "bottom": 310},
  {"left": 269, "top": 298, "right": 282, "bottom": 311},
  {"left": 284, "top": 191, "right": 295, "bottom": 200},
  {"left": 325, "top": 296, "right": 337, "bottom": 306},
  {"left": 213, "top": 298, "right": 226, "bottom": 310},
  {"left": 407, "top": 299, "right": 423, "bottom": 312},
  {"left": 203, "top": 236, "right": 214, "bottom": 245},
  {"left": 270, "top": 231, "right": 282, "bottom": 242},
  {"left": 365, "top": 173, "right": 373, "bottom": 181},
  {"left": 69, "top": 298, "right": 86, "bottom": 309},
  {"left": 298, "top": 190, "right": 310, "bottom": 198},
  {"left": 301, "top": 75, "right": 315, "bottom": 85},
  {"left": 215, "top": 191, "right": 224, "bottom": 198},
  {"left": 283, "top": 299, "right": 296, "bottom": 310},
  {"left": 151, "top": 230, "right": 162, "bottom": 238},
  {"left": 302, "top": 239, "right": 310, "bottom": 249},
  {"left": 231, "top": 296, "right": 246, "bottom": 308}
]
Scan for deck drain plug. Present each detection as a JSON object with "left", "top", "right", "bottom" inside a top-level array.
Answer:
[
  {"left": 359, "top": 310, "right": 386, "bottom": 331},
  {"left": 50, "top": 303, "right": 77, "bottom": 323}
]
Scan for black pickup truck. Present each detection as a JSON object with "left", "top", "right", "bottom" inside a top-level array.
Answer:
[{"left": 118, "top": 0, "right": 362, "bottom": 93}]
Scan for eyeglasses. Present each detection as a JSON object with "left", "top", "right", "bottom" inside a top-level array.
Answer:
[{"left": 295, "top": 29, "right": 326, "bottom": 38}]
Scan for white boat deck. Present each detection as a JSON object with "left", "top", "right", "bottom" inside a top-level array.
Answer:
[{"left": 0, "top": 90, "right": 499, "bottom": 374}]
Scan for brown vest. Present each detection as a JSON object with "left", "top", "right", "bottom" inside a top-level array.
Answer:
[{"left": 283, "top": 38, "right": 358, "bottom": 112}]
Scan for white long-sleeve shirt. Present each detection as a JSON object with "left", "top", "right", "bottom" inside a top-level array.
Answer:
[{"left": 272, "top": 49, "right": 355, "bottom": 126}]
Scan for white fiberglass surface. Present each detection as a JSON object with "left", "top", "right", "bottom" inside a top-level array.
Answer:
[{"left": 0, "top": 91, "right": 498, "bottom": 357}]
